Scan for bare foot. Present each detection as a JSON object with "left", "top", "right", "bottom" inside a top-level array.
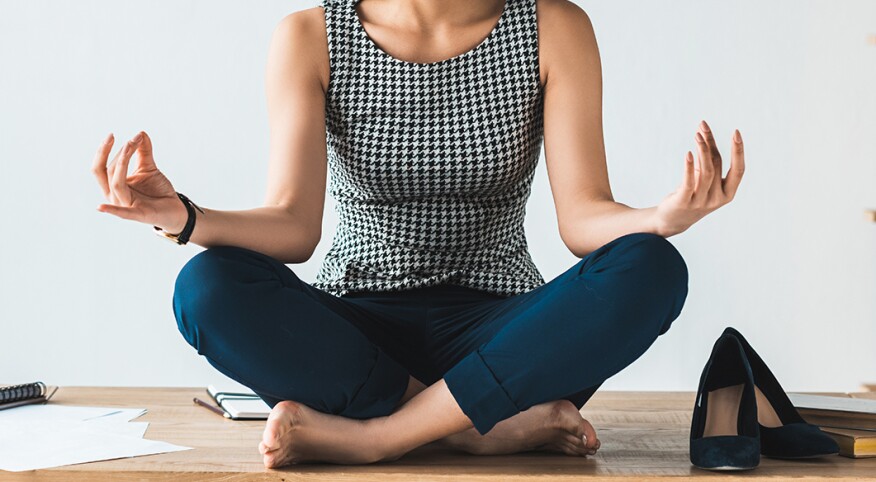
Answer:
[
  {"left": 259, "top": 400, "right": 386, "bottom": 467},
  {"left": 258, "top": 398, "right": 600, "bottom": 467},
  {"left": 437, "top": 399, "right": 601, "bottom": 456}
]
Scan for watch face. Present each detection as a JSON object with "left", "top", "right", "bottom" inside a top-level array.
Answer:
[{"left": 153, "top": 227, "right": 182, "bottom": 244}]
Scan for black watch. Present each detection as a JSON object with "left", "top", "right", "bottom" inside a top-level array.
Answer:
[{"left": 153, "top": 192, "right": 204, "bottom": 245}]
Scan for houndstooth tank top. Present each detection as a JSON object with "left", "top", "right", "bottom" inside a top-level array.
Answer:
[{"left": 313, "top": 0, "right": 546, "bottom": 298}]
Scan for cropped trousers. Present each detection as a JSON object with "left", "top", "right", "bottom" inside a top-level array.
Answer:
[{"left": 172, "top": 232, "right": 688, "bottom": 435}]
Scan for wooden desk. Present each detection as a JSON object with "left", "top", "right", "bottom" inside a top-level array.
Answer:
[{"left": 7, "top": 387, "right": 876, "bottom": 481}]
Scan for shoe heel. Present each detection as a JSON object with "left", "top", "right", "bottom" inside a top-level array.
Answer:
[
  {"left": 722, "top": 327, "right": 840, "bottom": 459},
  {"left": 690, "top": 333, "right": 760, "bottom": 470}
]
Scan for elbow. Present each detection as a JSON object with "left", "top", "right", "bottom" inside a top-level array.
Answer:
[
  {"left": 280, "top": 226, "right": 321, "bottom": 264},
  {"left": 558, "top": 220, "right": 596, "bottom": 259},
  {"left": 270, "top": 202, "right": 322, "bottom": 264},
  {"left": 298, "top": 232, "right": 321, "bottom": 263},
  {"left": 563, "top": 241, "right": 594, "bottom": 260},
  {"left": 558, "top": 224, "right": 584, "bottom": 258},
  {"left": 556, "top": 197, "right": 620, "bottom": 258}
]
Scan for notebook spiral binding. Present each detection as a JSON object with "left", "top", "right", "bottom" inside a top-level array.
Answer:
[{"left": 0, "top": 381, "right": 47, "bottom": 404}]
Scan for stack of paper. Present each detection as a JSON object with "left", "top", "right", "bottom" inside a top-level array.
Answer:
[{"left": 0, "top": 405, "right": 191, "bottom": 472}]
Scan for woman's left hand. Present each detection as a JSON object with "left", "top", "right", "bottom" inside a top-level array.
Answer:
[{"left": 653, "top": 120, "right": 745, "bottom": 237}]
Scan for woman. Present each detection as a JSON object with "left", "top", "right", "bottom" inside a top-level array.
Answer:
[{"left": 91, "top": 0, "right": 744, "bottom": 467}]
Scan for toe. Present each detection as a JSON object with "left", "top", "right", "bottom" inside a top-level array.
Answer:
[
  {"left": 551, "top": 400, "right": 596, "bottom": 449},
  {"left": 565, "top": 432, "right": 586, "bottom": 449},
  {"left": 561, "top": 443, "right": 579, "bottom": 456},
  {"left": 560, "top": 441, "right": 589, "bottom": 457},
  {"left": 564, "top": 434, "right": 592, "bottom": 456},
  {"left": 580, "top": 419, "right": 599, "bottom": 450}
]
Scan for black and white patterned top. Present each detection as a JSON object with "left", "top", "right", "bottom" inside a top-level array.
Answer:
[{"left": 313, "top": 0, "right": 546, "bottom": 298}]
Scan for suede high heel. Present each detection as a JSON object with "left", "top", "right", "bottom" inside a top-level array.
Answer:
[
  {"left": 722, "top": 327, "right": 840, "bottom": 459},
  {"left": 690, "top": 333, "right": 760, "bottom": 470}
]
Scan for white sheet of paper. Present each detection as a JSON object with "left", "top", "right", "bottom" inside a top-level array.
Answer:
[
  {"left": 86, "top": 408, "right": 147, "bottom": 422},
  {"left": 85, "top": 420, "right": 150, "bottom": 438},
  {"left": 0, "top": 405, "right": 121, "bottom": 422},
  {"left": 0, "top": 420, "right": 190, "bottom": 472}
]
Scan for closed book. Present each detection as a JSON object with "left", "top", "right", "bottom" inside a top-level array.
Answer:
[
  {"left": 206, "top": 384, "right": 270, "bottom": 420},
  {"left": 207, "top": 383, "right": 259, "bottom": 400},
  {"left": 788, "top": 393, "right": 876, "bottom": 431},
  {"left": 821, "top": 428, "right": 876, "bottom": 458},
  {"left": 219, "top": 398, "right": 271, "bottom": 420},
  {"left": 797, "top": 412, "right": 876, "bottom": 431}
]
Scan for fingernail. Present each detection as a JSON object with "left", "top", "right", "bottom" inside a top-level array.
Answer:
[
  {"left": 700, "top": 120, "right": 710, "bottom": 132},
  {"left": 734, "top": 129, "right": 742, "bottom": 143},
  {"left": 105, "top": 132, "right": 114, "bottom": 143},
  {"left": 695, "top": 132, "right": 705, "bottom": 143},
  {"left": 132, "top": 132, "right": 143, "bottom": 142}
]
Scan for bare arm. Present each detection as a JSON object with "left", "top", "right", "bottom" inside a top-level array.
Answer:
[
  {"left": 538, "top": 0, "right": 745, "bottom": 258},
  {"left": 93, "top": 9, "right": 330, "bottom": 264},
  {"left": 185, "top": 10, "right": 329, "bottom": 262}
]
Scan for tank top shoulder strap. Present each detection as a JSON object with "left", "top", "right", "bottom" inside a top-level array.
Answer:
[
  {"left": 321, "top": 0, "right": 366, "bottom": 106},
  {"left": 319, "top": 0, "right": 351, "bottom": 71},
  {"left": 501, "top": 0, "right": 540, "bottom": 87}
]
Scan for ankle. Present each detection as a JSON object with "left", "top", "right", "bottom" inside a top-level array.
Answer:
[
  {"left": 433, "top": 428, "right": 476, "bottom": 453},
  {"left": 364, "top": 416, "right": 409, "bottom": 462}
]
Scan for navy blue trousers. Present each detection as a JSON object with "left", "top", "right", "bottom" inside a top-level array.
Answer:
[{"left": 173, "top": 232, "right": 688, "bottom": 435}]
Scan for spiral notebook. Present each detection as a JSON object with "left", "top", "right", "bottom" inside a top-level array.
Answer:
[{"left": 0, "top": 382, "right": 58, "bottom": 411}]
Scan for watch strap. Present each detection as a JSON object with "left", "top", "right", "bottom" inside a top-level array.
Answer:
[
  {"left": 153, "top": 192, "right": 204, "bottom": 245},
  {"left": 175, "top": 192, "right": 203, "bottom": 245}
]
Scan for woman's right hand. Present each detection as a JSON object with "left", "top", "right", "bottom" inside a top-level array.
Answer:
[{"left": 92, "top": 131, "right": 188, "bottom": 233}]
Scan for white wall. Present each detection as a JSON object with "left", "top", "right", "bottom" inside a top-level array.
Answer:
[{"left": 1, "top": 0, "right": 874, "bottom": 392}]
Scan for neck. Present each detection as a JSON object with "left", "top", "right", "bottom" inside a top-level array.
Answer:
[{"left": 373, "top": 0, "right": 503, "bottom": 32}]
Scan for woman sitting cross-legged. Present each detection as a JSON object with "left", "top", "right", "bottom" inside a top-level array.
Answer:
[{"left": 91, "top": 0, "right": 744, "bottom": 467}]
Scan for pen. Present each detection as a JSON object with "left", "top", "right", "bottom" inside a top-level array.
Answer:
[{"left": 193, "top": 397, "right": 230, "bottom": 418}]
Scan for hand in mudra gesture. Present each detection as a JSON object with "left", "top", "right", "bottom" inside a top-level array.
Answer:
[
  {"left": 92, "top": 131, "right": 188, "bottom": 233},
  {"left": 654, "top": 120, "right": 746, "bottom": 237}
]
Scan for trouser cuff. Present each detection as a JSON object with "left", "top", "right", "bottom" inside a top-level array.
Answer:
[{"left": 443, "top": 348, "right": 520, "bottom": 435}]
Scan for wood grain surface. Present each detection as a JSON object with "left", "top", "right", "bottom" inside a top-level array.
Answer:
[{"left": 4, "top": 387, "right": 876, "bottom": 481}]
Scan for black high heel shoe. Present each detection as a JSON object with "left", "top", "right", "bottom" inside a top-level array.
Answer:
[
  {"left": 690, "top": 333, "right": 760, "bottom": 470},
  {"left": 722, "top": 327, "right": 840, "bottom": 459}
]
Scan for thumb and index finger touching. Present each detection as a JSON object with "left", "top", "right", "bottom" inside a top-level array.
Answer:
[
  {"left": 133, "top": 130, "right": 157, "bottom": 171},
  {"left": 99, "top": 130, "right": 157, "bottom": 178},
  {"left": 92, "top": 130, "right": 157, "bottom": 222}
]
